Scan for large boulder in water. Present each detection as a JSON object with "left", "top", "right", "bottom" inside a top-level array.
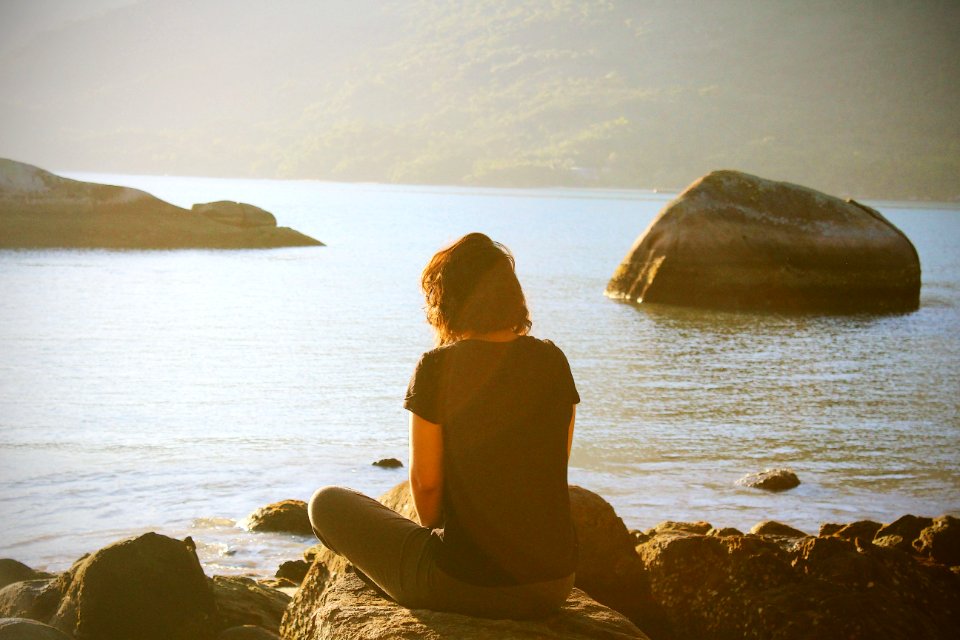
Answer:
[
  {"left": 606, "top": 170, "right": 920, "bottom": 313},
  {"left": 0, "top": 158, "right": 322, "bottom": 249}
]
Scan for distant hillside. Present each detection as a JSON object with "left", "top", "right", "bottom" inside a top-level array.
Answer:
[{"left": 0, "top": 0, "right": 957, "bottom": 199}]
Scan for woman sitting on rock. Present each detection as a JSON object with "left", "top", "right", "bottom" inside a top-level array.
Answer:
[{"left": 308, "top": 232, "right": 580, "bottom": 619}]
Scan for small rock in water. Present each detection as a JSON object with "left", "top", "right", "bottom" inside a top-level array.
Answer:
[
  {"left": 736, "top": 468, "right": 800, "bottom": 492},
  {"left": 371, "top": 457, "right": 403, "bottom": 468},
  {"left": 245, "top": 500, "right": 312, "bottom": 536}
]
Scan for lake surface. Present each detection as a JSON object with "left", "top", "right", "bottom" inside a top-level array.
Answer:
[{"left": 1, "top": 174, "right": 958, "bottom": 577}]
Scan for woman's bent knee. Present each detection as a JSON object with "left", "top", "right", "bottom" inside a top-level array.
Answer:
[{"left": 308, "top": 486, "right": 353, "bottom": 539}]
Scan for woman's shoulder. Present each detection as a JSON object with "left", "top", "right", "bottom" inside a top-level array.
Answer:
[{"left": 523, "top": 335, "right": 568, "bottom": 355}]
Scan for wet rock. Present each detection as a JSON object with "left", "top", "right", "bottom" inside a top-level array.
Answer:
[
  {"left": 276, "top": 560, "right": 310, "bottom": 584},
  {"left": 0, "top": 618, "right": 71, "bottom": 640},
  {"left": 0, "top": 158, "right": 322, "bottom": 249},
  {"left": 280, "top": 571, "right": 649, "bottom": 640},
  {"left": 211, "top": 576, "right": 290, "bottom": 633},
  {"left": 605, "top": 170, "right": 921, "bottom": 313},
  {"left": 735, "top": 468, "right": 800, "bottom": 492},
  {"left": 218, "top": 625, "right": 281, "bottom": 640},
  {"left": 372, "top": 457, "right": 404, "bottom": 468},
  {"left": 245, "top": 500, "right": 313, "bottom": 536},
  {"left": 914, "top": 516, "right": 960, "bottom": 566},
  {"left": 749, "top": 521, "right": 809, "bottom": 538},
  {"left": 48, "top": 532, "right": 218, "bottom": 640},
  {"left": 874, "top": 515, "right": 934, "bottom": 553}
]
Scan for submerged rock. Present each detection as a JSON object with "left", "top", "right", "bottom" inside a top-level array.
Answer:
[
  {"left": 0, "top": 158, "right": 322, "bottom": 249},
  {"left": 245, "top": 500, "right": 313, "bottom": 536},
  {"left": 280, "top": 571, "right": 649, "bottom": 640},
  {"left": 606, "top": 170, "right": 921, "bottom": 313},
  {"left": 736, "top": 468, "right": 801, "bottom": 492}
]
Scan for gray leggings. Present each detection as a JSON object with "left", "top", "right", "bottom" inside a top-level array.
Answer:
[{"left": 307, "top": 486, "right": 575, "bottom": 619}]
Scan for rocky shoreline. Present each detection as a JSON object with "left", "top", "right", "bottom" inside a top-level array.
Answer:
[{"left": 2, "top": 483, "right": 958, "bottom": 639}]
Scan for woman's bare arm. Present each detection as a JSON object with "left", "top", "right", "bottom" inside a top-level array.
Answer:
[
  {"left": 567, "top": 404, "right": 577, "bottom": 460},
  {"left": 409, "top": 411, "right": 444, "bottom": 528}
]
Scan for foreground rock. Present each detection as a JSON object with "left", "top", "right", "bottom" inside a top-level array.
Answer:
[
  {"left": 0, "top": 561, "right": 50, "bottom": 592},
  {"left": 636, "top": 518, "right": 960, "bottom": 639},
  {"left": 296, "top": 482, "right": 665, "bottom": 634},
  {"left": 280, "top": 571, "right": 648, "bottom": 640},
  {"left": 1, "top": 533, "right": 293, "bottom": 638},
  {"left": 606, "top": 170, "right": 921, "bottom": 313},
  {"left": 47, "top": 532, "right": 218, "bottom": 639},
  {"left": 211, "top": 576, "right": 290, "bottom": 632},
  {"left": 0, "top": 158, "right": 322, "bottom": 249}
]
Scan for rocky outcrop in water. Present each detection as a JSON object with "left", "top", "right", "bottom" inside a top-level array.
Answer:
[
  {"left": 0, "top": 158, "right": 322, "bottom": 249},
  {"left": 606, "top": 170, "right": 921, "bottom": 313}
]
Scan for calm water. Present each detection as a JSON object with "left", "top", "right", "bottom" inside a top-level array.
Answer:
[{"left": 1, "top": 174, "right": 958, "bottom": 577}]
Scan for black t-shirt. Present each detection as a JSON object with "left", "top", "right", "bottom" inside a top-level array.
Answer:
[{"left": 403, "top": 335, "right": 580, "bottom": 586}]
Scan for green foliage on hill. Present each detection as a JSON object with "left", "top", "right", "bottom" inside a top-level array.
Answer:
[{"left": 0, "top": 0, "right": 957, "bottom": 199}]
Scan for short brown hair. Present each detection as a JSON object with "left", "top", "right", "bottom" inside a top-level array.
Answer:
[{"left": 421, "top": 232, "right": 532, "bottom": 345}]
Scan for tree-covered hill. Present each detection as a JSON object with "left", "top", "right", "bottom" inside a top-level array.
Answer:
[{"left": 0, "top": 0, "right": 957, "bottom": 199}]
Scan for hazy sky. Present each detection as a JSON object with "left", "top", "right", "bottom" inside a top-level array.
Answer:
[{"left": 0, "top": 0, "right": 137, "bottom": 54}]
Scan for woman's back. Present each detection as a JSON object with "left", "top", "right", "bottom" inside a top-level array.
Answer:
[{"left": 405, "top": 336, "right": 579, "bottom": 585}]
